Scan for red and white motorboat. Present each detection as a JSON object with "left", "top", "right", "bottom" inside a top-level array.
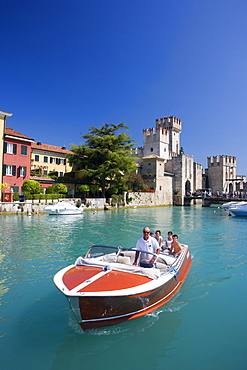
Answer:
[{"left": 54, "top": 244, "right": 192, "bottom": 330}]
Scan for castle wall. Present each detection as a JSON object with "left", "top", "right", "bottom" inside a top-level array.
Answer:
[
  {"left": 207, "top": 155, "right": 237, "bottom": 193},
  {"left": 166, "top": 154, "right": 194, "bottom": 205},
  {"left": 193, "top": 162, "right": 203, "bottom": 191}
]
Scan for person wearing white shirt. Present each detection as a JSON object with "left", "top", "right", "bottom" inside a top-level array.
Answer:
[{"left": 133, "top": 227, "right": 160, "bottom": 268}]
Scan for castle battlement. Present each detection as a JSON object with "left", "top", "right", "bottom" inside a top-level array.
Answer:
[
  {"left": 143, "top": 127, "right": 169, "bottom": 138},
  {"left": 156, "top": 116, "right": 182, "bottom": 133},
  {"left": 207, "top": 155, "right": 236, "bottom": 167}
]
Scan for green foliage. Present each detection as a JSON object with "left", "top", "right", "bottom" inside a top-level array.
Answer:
[
  {"left": 53, "top": 183, "right": 68, "bottom": 194},
  {"left": 22, "top": 180, "right": 43, "bottom": 194},
  {"left": 90, "top": 184, "right": 99, "bottom": 193},
  {"left": 126, "top": 173, "right": 147, "bottom": 191},
  {"left": 68, "top": 123, "right": 137, "bottom": 197},
  {"left": 79, "top": 184, "right": 90, "bottom": 192},
  {"left": 48, "top": 171, "right": 58, "bottom": 178},
  {"left": 46, "top": 186, "right": 55, "bottom": 194},
  {"left": 13, "top": 192, "right": 20, "bottom": 201},
  {"left": 23, "top": 193, "right": 65, "bottom": 200},
  {"left": 111, "top": 194, "right": 124, "bottom": 207}
]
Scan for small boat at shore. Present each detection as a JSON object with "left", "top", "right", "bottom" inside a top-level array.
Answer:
[
  {"left": 229, "top": 203, "right": 247, "bottom": 217},
  {"left": 44, "top": 201, "right": 83, "bottom": 215},
  {"left": 54, "top": 244, "right": 192, "bottom": 330}
]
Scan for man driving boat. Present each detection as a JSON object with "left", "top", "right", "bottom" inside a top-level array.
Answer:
[{"left": 133, "top": 227, "right": 161, "bottom": 268}]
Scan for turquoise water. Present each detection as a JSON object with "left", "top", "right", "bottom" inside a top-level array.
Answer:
[{"left": 1, "top": 206, "right": 247, "bottom": 370}]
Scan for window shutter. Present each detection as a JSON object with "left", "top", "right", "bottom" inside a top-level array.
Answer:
[
  {"left": 13, "top": 144, "right": 17, "bottom": 154},
  {"left": 24, "top": 167, "right": 27, "bottom": 177},
  {"left": 3, "top": 164, "right": 6, "bottom": 175},
  {"left": 17, "top": 166, "right": 20, "bottom": 177},
  {"left": 50, "top": 157, "right": 53, "bottom": 163},
  {"left": 4, "top": 142, "right": 7, "bottom": 153},
  {"left": 12, "top": 166, "right": 16, "bottom": 176},
  {"left": 64, "top": 159, "right": 66, "bottom": 165}
]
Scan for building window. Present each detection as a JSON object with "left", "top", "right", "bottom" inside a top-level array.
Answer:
[
  {"left": 150, "top": 148, "right": 153, "bottom": 152},
  {"left": 3, "top": 164, "right": 16, "bottom": 176},
  {"left": 19, "top": 166, "right": 27, "bottom": 177},
  {"left": 43, "top": 170, "right": 48, "bottom": 175},
  {"left": 35, "top": 155, "right": 39, "bottom": 162},
  {"left": 59, "top": 172, "right": 63, "bottom": 177},
  {"left": 11, "top": 186, "right": 19, "bottom": 193},
  {"left": 50, "top": 157, "right": 56, "bottom": 164},
  {"left": 21, "top": 145, "right": 27, "bottom": 155},
  {"left": 4, "top": 142, "right": 17, "bottom": 154},
  {"left": 160, "top": 186, "right": 162, "bottom": 191},
  {"left": 44, "top": 156, "right": 48, "bottom": 163}
]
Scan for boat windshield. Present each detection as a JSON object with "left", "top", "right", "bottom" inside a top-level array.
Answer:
[{"left": 85, "top": 245, "right": 119, "bottom": 258}]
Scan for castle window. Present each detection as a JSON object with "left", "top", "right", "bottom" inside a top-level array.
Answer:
[
  {"left": 150, "top": 148, "right": 153, "bottom": 152},
  {"left": 160, "top": 186, "right": 162, "bottom": 191}
]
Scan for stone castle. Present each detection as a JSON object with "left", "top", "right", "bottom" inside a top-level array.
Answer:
[{"left": 133, "top": 116, "right": 202, "bottom": 205}]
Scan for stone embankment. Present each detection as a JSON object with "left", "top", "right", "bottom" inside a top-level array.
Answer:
[{"left": 0, "top": 198, "right": 85, "bottom": 214}]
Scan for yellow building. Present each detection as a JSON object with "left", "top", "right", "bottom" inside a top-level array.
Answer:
[
  {"left": 0, "top": 110, "right": 13, "bottom": 197},
  {"left": 31, "top": 142, "right": 73, "bottom": 177}
]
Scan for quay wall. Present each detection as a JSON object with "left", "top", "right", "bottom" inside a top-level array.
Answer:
[
  {"left": 0, "top": 198, "right": 84, "bottom": 214},
  {"left": 127, "top": 191, "right": 172, "bottom": 207}
]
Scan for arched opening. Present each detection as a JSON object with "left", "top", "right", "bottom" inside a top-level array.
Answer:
[
  {"left": 229, "top": 183, "right": 233, "bottom": 194},
  {"left": 185, "top": 180, "right": 191, "bottom": 195}
]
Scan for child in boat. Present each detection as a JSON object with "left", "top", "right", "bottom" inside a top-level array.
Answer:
[
  {"left": 163, "top": 231, "right": 173, "bottom": 251},
  {"left": 169, "top": 234, "right": 183, "bottom": 257}
]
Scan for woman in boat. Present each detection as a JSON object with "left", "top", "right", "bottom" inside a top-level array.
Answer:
[{"left": 155, "top": 230, "right": 163, "bottom": 248}]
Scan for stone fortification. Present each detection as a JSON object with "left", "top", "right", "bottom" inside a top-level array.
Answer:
[{"left": 207, "top": 155, "right": 237, "bottom": 193}]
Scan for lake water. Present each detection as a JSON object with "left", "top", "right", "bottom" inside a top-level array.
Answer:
[{"left": 1, "top": 206, "right": 247, "bottom": 370}]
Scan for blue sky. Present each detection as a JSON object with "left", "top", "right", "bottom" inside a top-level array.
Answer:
[{"left": 1, "top": 0, "right": 247, "bottom": 174}]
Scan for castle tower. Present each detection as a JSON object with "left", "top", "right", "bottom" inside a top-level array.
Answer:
[
  {"left": 156, "top": 116, "right": 182, "bottom": 157},
  {"left": 142, "top": 116, "right": 182, "bottom": 160}
]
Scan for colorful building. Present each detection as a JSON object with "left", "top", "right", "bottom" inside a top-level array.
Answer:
[
  {"left": 31, "top": 142, "right": 73, "bottom": 179},
  {"left": 3, "top": 126, "right": 34, "bottom": 194},
  {"left": 0, "top": 111, "right": 13, "bottom": 198}
]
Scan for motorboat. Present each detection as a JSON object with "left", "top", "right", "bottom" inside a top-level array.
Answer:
[
  {"left": 221, "top": 201, "right": 243, "bottom": 210},
  {"left": 229, "top": 203, "right": 247, "bottom": 216},
  {"left": 54, "top": 244, "right": 192, "bottom": 330},
  {"left": 44, "top": 201, "right": 84, "bottom": 215}
]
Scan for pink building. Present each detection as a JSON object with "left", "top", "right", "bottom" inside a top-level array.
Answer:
[{"left": 3, "top": 127, "right": 34, "bottom": 193}]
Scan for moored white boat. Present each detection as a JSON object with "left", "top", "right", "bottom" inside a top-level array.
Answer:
[
  {"left": 44, "top": 201, "right": 83, "bottom": 215},
  {"left": 221, "top": 201, "right": 247, "bottom": 210},
  {"left": 54, "top": 244, "right": 192, "bottom": 330},
  {"left": 229, "top": 203, "right": 247, "bottom": 216}
]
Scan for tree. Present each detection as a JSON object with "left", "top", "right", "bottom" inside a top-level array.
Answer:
[
  {"left": 79, "top": 184, "right": 90, "bottom": 198},
  {"left": 0, "top": 183, "right": 10, "bottom": 191},
  {"left": 126, "top": 173, "right": 147, "bottom": 191},
  {"left": 53, "top": 183, "right": 68, "bottom": 194},
  {"left": 68, "top": 123, "right": 137, "bottom": 197},
  {"left": 22, "top": 180, "right": 43, "bottom": 194}
]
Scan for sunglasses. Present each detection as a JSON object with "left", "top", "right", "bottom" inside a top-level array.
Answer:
[{"left": 143, "top": 231, "right": 150, "bottom": 234}]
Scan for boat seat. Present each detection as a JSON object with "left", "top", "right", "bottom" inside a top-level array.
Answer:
[
  {"left": 101, "top": 254, "right": 117, "bottom": 263},
  {"left": 117, "top": 255, "right": 131, "bottom": 264}
]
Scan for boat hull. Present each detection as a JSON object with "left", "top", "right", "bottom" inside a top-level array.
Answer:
[{"left": 66, "top": 251, "right": 192, "bottom": 330}]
